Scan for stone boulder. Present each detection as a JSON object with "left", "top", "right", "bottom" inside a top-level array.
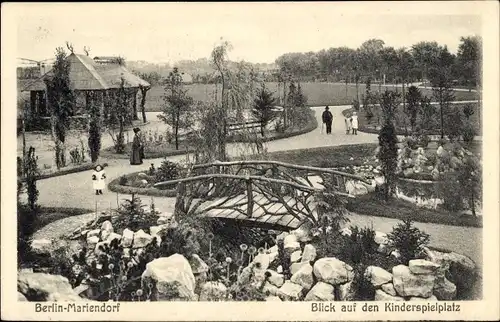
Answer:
[
  {"left": 337, "top": 281, "right": 356, "bottom": 301},
  {"left": 262, "top": 282, "right": 280, "bottom": 296},
  {"left": 141, "top": 254, "right": 196, "bottom": 300},
  {"left": 346, "top": 180, "right": 369, "bottom": 196},
  {"left": 301, "top": 244, "right": 317, "bottom": 263},
  {"left": 374, "top": 289, "right": 404, "bottom": 301},
  {"left": 266, "top": 270, "right": 285, "bottom": 288},
  {"left": 304, "top": 282, "right": 335, "bottom": 301},
  {"left": 253, "top": 253, "right": 271, "bottom": 271},
  {"left": 18, "top": 272, "right": 86, "bottom": 301},
  {"left": 100, "top": 220, "right": 113, "bottom": 233},
  {"left": 374, "top": 231, "right": 389, "bottom": 245},
  {"left": 433, "top": 276, "right": 457, "bottom": 300},
  {"left": 291, "top": 225, "right": 313, "bottom": 243},
  {"left": 150, "top": 225, "right": 168, "bottom": 237},
  {"left": 392, "top": 265, "right": 435, "bottom": 298},
  {"left": 409, "top": 259, "right": 441, "bottom": 275},
  {"left": 132, "top": 229, "right": 153, "bottom": 248},
  {"left": 106, "top": 232, "right": 121, "bottom": 243},
  {"left": 313, "top": 258, "right": 354, "bottom": 286},
  {"left": 364, "top": 266, "right": 392, "bottom": 287},
  {"left": 86, "top": 236, "right": 99, "bottom": 248},
  {"left": 121, "top": 228, "right": 134, "bottom": 247},
  {"left": 381, "top": 283, "right": 397, "bottom": 296},
  {"left": 290, "top": 263, "right": 314, "bottom": 291},
  {"left": 283, "top": 234, "right": 300, "bottom": 253},
  {"left": 278, "top": 281, "right": 304, "bottom": 301},
  {"left": 199, "top": 281, "right": 227, "bottom": 301},
  {"left": 87, "top": 229, "right": 100, "bottom": 239},
  {"left": 290, "top": 250, "right": 302, "bottom": 263},
  {"left": 30, "top": 239, "right": 53, "bottom": 255},
  {"left": 291, "top": 261, "right": 309, "bottom": 275}
]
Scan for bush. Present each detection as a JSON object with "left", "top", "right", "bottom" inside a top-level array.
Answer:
[
  {"left": 119, "top": 176, "right": 128, "bottom": 186},
  {"left": 387, "top": 219, "right": 430, "bottom": 265},
  {"left": 462, "top": 123, "right": 476, "bottom": 143},
  {"left": 436, "top": 172, "right": 465, "bottom": 212},
  {"left": 112, "top": 195, "right": 158, "bottom": 233},
  {"left": 154, "top": 159, "right": 180, "bottom": 184}
]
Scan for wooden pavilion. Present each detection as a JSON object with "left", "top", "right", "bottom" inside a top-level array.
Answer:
[{"left": 18, "top": 53, "right": 151, "bottom": 130}]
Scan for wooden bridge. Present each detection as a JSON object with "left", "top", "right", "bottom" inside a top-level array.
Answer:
[{"left": 154, "top": 160, "right": 371, "bottom": 231}]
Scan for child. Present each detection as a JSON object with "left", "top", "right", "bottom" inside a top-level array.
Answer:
[
  {"left": 92, "top": 164, "right": 106, "bottom": 195},
  {"left": 345, "top": 116, "right": 351, "bottom": 135},
  {"left": 351, "top": 112, "right": 359, "bottom": 135}
]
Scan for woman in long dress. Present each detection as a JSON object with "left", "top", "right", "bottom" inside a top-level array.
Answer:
[
  {"left": 92, "top": 164, "right": 106, "bottom": 195},
  {"left": 130, "top": 127, "right": 144, "bottom": 165}
]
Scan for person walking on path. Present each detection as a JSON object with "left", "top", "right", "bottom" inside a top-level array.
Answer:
[
  {"left": 130, "top": 127, "right": 144, "bottom": 165},
  {"left": 91, "top": 164, "right": 106, "bottom": 195},
  {"left": 344, "top": 115, "right": 351, "bottom": 135},
  {"left": 350, "top": 112, "right": 359, "bottom": 135},
  {"left": 322, "top": 106, "right": 333, "bottom": 134}
]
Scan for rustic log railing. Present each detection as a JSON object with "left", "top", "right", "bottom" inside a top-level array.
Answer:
[{"left": 154, "top": 160, "right": 371, "bottom": 229}]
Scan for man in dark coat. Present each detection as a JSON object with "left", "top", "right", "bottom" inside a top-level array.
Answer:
[
  {"left": 322, "top": 106, "right": 333, "bottom": 134},
  {"left": 130, "top": 127, "right": 144, "bottom": 165}
]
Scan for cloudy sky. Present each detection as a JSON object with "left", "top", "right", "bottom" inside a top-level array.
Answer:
[{"left": 14, "top": 2, "right": 482, "bottom": 64}]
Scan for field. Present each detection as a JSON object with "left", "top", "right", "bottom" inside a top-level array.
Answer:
[{"left": 144, "top": 82, "right": 479, "bottom": 111}]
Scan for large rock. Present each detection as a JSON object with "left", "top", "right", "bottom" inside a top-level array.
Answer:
[
  {"left": 121, "top": 228, "right": 134, "bottom": 247},
  {"left": 392, "top": 265, "right": 436, "bottom": 298},
  {"left": 199, "top": 281, "right": 227, "bottom": 301},
  {"left": 337, "top": 281, "right": 356, "bottom": 301},
  {"left": 262, "top": 282, "right": 280, "bottom": 296},
  {"left": 290, "top": 251, "right": 302, "bottom": 263},
  {"left": 374, "top": 231, "right": 389, "bottom": 245},
  {"left": 133, "top": 229, "right": 153, "bottom": 248},
  {"left": 190, "top": 254, "right": 209, "bottom": 275},
  {"left": 291, "top": 225, "right": 313, "bottom": 243},
  {"left": 87, "top": 229, "right": 100, "bottom": 239},
  {"left": 100, "top": 220, "right": 113, "bottom": 233},
  {"left": 278, "top": 281, "right": 304, "bottom": 301},
  {"left": 106, "top": 232, "right": 121, "bottom": 243},
  {"left": 30, "top": 239, "right": 53, "bottom": 255},
  {"left": 381, "top": 283, "right": 397, "bottom": 296},
  {"left": 409, "top": 259, "right": 441, "bottom": 275},
  {"left": 141, "top": 254, "right": 196, "bottom": 300},
  {"left": 374, "top": 289, "right": 404, "bottom": 301},
  {"left": 301, "top": 244, "right": 317, "bottom": 263},
  {"left": 86, "top": 236, "right": 99, "bottom": 248},
  {"left": 18, "top": 272, "right": 86, "bottom": 301},
  {"left": 365, "top": 266, "right": 392, "bottom": 287},
  {"left": 290, "top": 263, "right": 314, "bottom": 291},
  {"left": 253, "top": 253, "right": 271, "bottom": 271},
  {"left": 283, "top": 235, "right": 300, "bottom": 253},
  {"left": 433, "top": 277, "right": 457, "bottom": 300},
  {"left": 291, "top": 261, "right": 309, "bottom": 275},
  {"left": 150, "top": 225, "right": 167, "bottom": 237},
  {"left": 313, "top": 258, "right": 354, "bottom": 285},
  {"left": 266, "top": 270, "right": 285, "bottom": 288},
  {"left": 304, "top": 282, "right": 335, "bottom": 301},
  {"left": 346, "top": 180, "right": 369, "bottom": 196}
]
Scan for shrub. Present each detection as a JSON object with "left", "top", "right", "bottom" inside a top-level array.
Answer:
[
  {"left": 158, "top": 224, "right": 200, "bottom": 259},
  {"left": 112, "top": 195, "right": 158, "bottom": 233},
  {"left": 119, "top": 176, "right": 128, "bottom": 186},
  {"left": 462, "top": 123, "right": 476, "bottom": 143},
  {"left": 378, "top": 123, "right": 398, "bottom": 200},
  {"left": 387, "top": 219, "right": 430, "bottom": 265},
  {"left": 154, "top": 159, "right": 180, "bottom": 184},
  {"left": 351, "top": 263, "right": 376, "bottom": 301},
  {"left": 436, "top": 172, "right": 465, "bottom": 212}
]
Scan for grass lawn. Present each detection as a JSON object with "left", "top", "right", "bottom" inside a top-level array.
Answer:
[
  {"left": 144, "top": 82, "right": 479, "bottom": 112},
  {"left": 346, "top": 193, "right": 482, "bottom": 228}
]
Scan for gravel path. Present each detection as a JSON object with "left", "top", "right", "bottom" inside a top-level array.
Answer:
[{"left": 33, "top": 105, "right": 482, "bottom": 266}]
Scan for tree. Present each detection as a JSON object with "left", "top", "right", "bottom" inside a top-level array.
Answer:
[
  {"left": 211, "top": 40, "right": 233, "bottom": 161},
  {"left": 88, "top": 91, "right": 102, "bottom": 162},
  {"left": 457, "top": 155, "right": 482, "bottom": 216},
  {"left": 429, "top": 46, "right": 456, "bottom": 139},
  {"left": 406, "top": 86, "right": 421, "bottom": 131},
  {"left": 358, "top": 38, "right": 385, "bottom": 82},
  {"left": 419, "top": 95, "right": 437, "bottom": 131},
  {"left": 44, "top": 47, "right": 75, "bottom": 169},
  {"left": 377, "top": 91, "right": 400, "bottom": 201},
  {"left": 456, "top": 36, "right": 482, "bottom": 90},
  {"left": 158, "top": 67, "right": 194, "bottom": 150},
  {"left": 411, "top": 41, "right": 441, "bottom": 85},
  {"left": 252, "top": 84, "right": 276, "bottom": 137},
  {"left": 106, "top": 78, "right": 129, "bottom": 153}
]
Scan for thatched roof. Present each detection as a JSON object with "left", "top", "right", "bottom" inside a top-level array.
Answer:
[{"left": 19, "top": 53, "right": 150, "bottom": 92}]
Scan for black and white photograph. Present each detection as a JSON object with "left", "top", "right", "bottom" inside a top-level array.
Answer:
[{"left": 2, "top": 1, "right": 499, "bottom": 321}]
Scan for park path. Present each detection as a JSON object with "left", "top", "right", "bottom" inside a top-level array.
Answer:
[{"left": 33, "top": 105, "right": 482, "bottom": 266}]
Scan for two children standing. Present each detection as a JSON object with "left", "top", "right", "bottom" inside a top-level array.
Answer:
[{"left": 344, "top": 112, "right": 359, "bottom": 135}]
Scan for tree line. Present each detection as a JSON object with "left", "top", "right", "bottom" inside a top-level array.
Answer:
[{"left": 274, "top": 36, "right": 482, "bottom": 91}]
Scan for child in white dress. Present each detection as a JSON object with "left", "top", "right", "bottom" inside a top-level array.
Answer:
[{"left": 92, "top": 164, "right": 106, "bottom": 195}]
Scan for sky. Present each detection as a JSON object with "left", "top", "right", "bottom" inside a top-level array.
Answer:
[{"left": 13, "top": 2, "right": 482, "bottom": 65}]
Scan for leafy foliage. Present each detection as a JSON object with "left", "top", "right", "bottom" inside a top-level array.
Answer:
[
  {"left": 88, "top": 91, "right": 102, "bottom": 162},
  {"left": 112, "top": 195, "right": 158, "bottom": 233},
  {"left": 406, "top": 86, "right": 421, "bottom": 131},
  {"left": 387, "top": 219, "right": 430, "bottom": 265},
  {"left": 378, "top": 122, "right": 398, "bottom": 201},
  {"left": 252, "top": 83, "right": 277, "bottom": 137},
  {"left": 153, "top": 159, "right": 180, "bottom": 185}
]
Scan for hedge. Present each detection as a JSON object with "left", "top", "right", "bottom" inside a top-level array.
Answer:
[{"left": 107, "top": 171, "right": 178, "bottom": 197}]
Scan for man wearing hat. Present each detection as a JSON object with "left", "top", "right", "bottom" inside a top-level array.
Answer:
[{"left": 322, "top": 106, "right": 333, "bottom": 134}]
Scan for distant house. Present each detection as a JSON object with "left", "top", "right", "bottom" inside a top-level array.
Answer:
[{"left": 18, "top": 53, "right": 151, "bottom": 130}]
